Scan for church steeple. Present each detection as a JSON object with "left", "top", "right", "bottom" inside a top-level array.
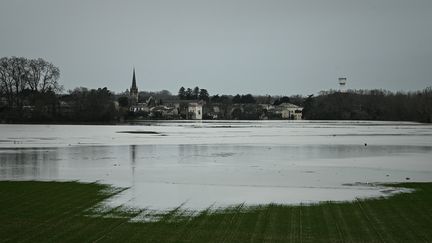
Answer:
[
  {"left": 131, "top": 68, "right": 137, "bottom": 90},
  {"left": 130, "top": 68, "right": 139, "bottom": 104}
]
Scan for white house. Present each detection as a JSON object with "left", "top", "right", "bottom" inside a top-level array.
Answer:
[
  {"left": 188, "top": 102, "right": 203, "bottom": 120},
  {"left": 279, "top": 103, "right": 303, "bottom": 120}
]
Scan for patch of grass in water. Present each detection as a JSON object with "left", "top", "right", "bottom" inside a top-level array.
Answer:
[{"left": 1, "top": 181, "right": 432, "bottom": 242}]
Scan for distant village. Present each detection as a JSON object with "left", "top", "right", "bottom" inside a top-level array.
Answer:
[
  {"left": 2, "top": 57, "right": 431, "bottom": 123},
  {"left": 123, "top": 69, "right": 303, "bottom": 120}
]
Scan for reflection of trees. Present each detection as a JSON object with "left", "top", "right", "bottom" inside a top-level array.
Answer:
[
  {"left": 130, "top": 145, "right": 137, "bottom": 189},
  {"left": 0, "top": 148, "right": 59, "bottom": 179},
  {"left": 130, "top": 145, "right": 136, "bottom": 164},
  {"left": 129, "top": 145, "right": 137, "bottom": 200},
  {"left": 177, "top": 144, "right": 209, "bottom": 164}
]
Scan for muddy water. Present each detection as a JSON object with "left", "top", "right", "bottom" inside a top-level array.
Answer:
[{"left": 1, "top": 121, "right": 431, "bottom": 210}]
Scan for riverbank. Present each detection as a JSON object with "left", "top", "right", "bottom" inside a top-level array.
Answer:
[{"left": 0, "top": 181, "right": 431, "bottom": 242}]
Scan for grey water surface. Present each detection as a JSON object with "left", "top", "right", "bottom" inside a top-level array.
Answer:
[{"left": 1, "top": 120, "right": 431, "bottom": 210}]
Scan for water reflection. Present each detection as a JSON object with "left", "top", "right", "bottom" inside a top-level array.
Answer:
[
  {"left": 0, "top": 136, "right": 431, "bottom": 210},
  {"left": 0, "top": 148, "right": 59, "bottom": 179},
  {"left": 1, "top": 144, "right": 431, "bottom": 181}
]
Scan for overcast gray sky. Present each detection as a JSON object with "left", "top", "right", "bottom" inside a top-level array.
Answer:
[{"left": 1, "top": 0, "right": 431, "bottom": 95}]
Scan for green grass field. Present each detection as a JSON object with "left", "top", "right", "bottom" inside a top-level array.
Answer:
[{"left": 1, "top": 181, "right": 431, "bottom": 242}]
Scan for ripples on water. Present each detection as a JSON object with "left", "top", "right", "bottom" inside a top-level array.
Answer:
[{"left": 0, "top": 120, "right": 431, "bottom": 210}]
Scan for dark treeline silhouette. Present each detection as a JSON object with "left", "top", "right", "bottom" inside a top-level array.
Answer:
[
  {"left": 60, "top": 87, "right": 118, "bottom": 122},
  {"left": 0, "top": 56, "right": 119, "bottom": 123},
  {"left": 232, "top": 94, "right": 256, "bottom": 104},
  {"left": 178, "top": 86, "right": 209, "bottom": 101},
  {"left": 303, "top": 89, "right": 432, "bottom": 123},
  {"left": 0, "top": 57, "right": 62, "bottom": 122},
  {"left": 116, "top": 90, "right": 175, "bottom": 107},
  {"left": 138, "top": 90, "right": 174, "bottom": 102},
  {"left": 273, "top": 96, "right": 291, "bottom": 106},
  {"left": 210, "top": 94, "right": 232, "bottom": 104}
]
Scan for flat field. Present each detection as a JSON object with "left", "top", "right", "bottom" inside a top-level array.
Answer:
[{"left": 0, "top": 181, "right": 431, "bottom": 242}]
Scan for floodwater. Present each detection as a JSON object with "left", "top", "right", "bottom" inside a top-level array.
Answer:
[{"left": 0, "top": 120, "right": 431, "bottom": 211}]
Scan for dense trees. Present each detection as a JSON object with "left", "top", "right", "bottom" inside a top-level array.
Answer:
[
  {"left": 138, "top": 90, "right": 173, "bottom": 102},
  {"left": 0, "top": 56, "right": 118, "bottom": 123},
  {"left": 0, "top": 57, "right": 61, "bottom": 109},
  {"left": 178, "top": 87, "right": 186, "bottom": 99},
  {"left": 185, "top": 88, "right": 193, "bottom": 99},
  {"left": 232, "top": 94, "right": 256, "bottom": 104},
  {"left": 210, "top": 95, "right": 231, "bottom": 104},
  {"left": 273, "top": 96, "right": 290, "bottom": 106},
  {"left": 0, "top": 57, "right": 62, "bottom": 121},
  {"left": 198, "top": 89, "right": 209, "bottom": 101},
  {"left": 178, "top": 86, "right": 209, "bottom": 101},
  {"left": 61, "top": 87, "right": 118, "bottom": 122},
  {"left": 303, "top": 88, "right": 432, "bottom": 123},
  {"left": 117, "top": 96, "right": 129, "bottom": 107},
  {"left": 193, "top": 86, "right": 200, "bottom": 99},
  {"left": 175, "top": 88, "right": 432, "bottom": 122}
]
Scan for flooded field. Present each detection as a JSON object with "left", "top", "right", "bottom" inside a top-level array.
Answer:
[{"left": 1, "top": 120, "right": 431, "bottom": 210}]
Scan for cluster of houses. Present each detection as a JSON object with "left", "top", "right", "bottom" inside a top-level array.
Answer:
[
  {"left": 129, "top": 99, "right": 205, "bottom": 119},
  {"left": 127, "top": 69, "right": 303, "bottom": 120}
]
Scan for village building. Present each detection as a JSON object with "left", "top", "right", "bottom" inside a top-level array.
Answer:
[
  {"left": 187, "top": 102, "right": 204, "bottom": 120},
  {"left": 129, "top": 102, "right": 149, "bottom": 113},
  {"left": 128, "top": 69, "right": 153, "bottom": 114},
  {"left": 150, "top": 106, "right": 178, "bottom": 119},
  {"left": 127, "top": 70, "right": 204, "bottom": 120},
  {"left": 278, "top": 103, "right": 303, "bottom": 120},
  {"left": 125, "top": 69, "right": 302, "bottom": 120},
  {"left": 206, "top": 104, "right": 221, "bottom": 119},
  {"left": 161, "top": 99, "right": 205, "bottom": 120}
]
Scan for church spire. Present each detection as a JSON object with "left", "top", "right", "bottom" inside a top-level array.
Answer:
[
  {"left": 130, "top": 68, "right": 139, "bottom": 104},
  {"left": 131, "top": 68, "right": 137, "bottom": 90}
]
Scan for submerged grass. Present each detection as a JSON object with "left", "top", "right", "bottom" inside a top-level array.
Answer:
[{"left": 1, "top": 181, "right": 432, "bottom": 242}]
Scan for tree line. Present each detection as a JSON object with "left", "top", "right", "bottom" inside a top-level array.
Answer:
[
  {"left": 178, "top": 86, "right": 209, "bottom": 101},
  {"left": 1, "top": 56, "right": 431, "bottom": 123},
  {"left": 302, "top": 89, "right": 432, "bottom": 123},
  {"left": 0, "top": 57, "right": 119, "bottom": 123}
]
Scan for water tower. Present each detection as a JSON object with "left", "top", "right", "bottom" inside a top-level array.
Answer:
[{"left": 338, "top": 77, "right": 347, "bottom": 93}]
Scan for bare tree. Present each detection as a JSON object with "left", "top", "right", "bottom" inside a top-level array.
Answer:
[
  {"left": 10, "top": 57, "right": 29, "bottom": 107},
  {"left": 0, "top": 56, "right": 61, "bottom": 109},
  {"left": 0, "top": 57, "right": 25, "bottom": 107},
  {"left": 28, "top": 58, "right": 61, "bottom": 93},
  {"left": 0, "top": 57, "right": 13, "bottom": 106}
]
